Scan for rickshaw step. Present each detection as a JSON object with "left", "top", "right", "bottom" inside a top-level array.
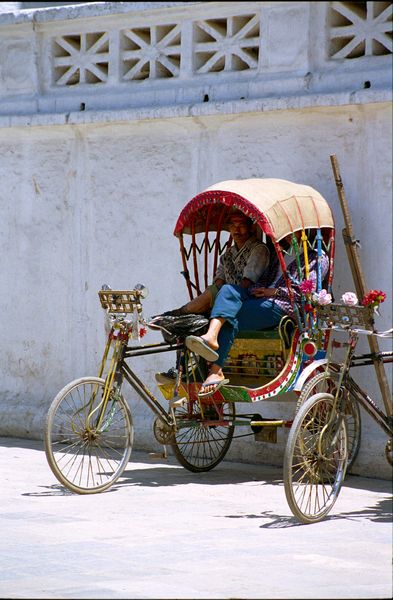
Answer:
[
  {"left": 250, "top": 419, "right": 291, "bottom": 443},
  {"left": 250, "top": 420, "right": 285, "bottom": 427}
]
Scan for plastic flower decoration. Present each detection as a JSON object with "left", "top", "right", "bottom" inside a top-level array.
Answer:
[
  {"left": 341, "top": 292, "right": 358, "bottom": 306},
  {"left": 362, "top": 289, "right": 386, "bottom": 308},
  {"left": 312, "top": 289, "right": 332, "bottom": 306},
  {"left": 299, "top": 279, "right": 316, "bottom": 294}
]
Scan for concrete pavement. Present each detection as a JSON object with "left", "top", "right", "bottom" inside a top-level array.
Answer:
[{"left": 0, "top": 436, "right": 392, "bottom": 600}]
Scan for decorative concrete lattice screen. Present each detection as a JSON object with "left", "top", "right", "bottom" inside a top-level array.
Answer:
[
  {"left": 53, "top": 32, "right": 110, "bottom": 85},
  {"left": 193, "top": 15, "right": 259, "bottom": 74},
  {"left": 329, "top": 1, "right": 392, "bottom": 59},
  {"left": 52, "top": 12, "right": 260, "bottom": 86},
  {"left": 50, "top": 2, "right": 392, "bottom": 87},
  {"left": 122, "top": 24, "right": 182, "bottom": 81}
]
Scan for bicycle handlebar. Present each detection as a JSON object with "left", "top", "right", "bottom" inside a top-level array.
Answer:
[{"left": 321, "top": 323, "right": 393, "bottom": 337}]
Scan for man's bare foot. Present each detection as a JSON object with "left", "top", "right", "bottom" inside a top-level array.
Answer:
[
  {"left": 200, "top": 334, "right": 219, "bottom": 351},
  {"left": 198, "top": 365, "right": 227, "bottom": 396}
]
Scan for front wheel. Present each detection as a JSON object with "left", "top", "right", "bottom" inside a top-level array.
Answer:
[
  {"left": 284, "top": 392, "right": 348, "bottom": 524},
  {"left": 45, "top": 377, "right": 134, "bottom": 494},
  {"left": 297, "top": 370, "right": 361, "bottom": 470},
  {"left": 171, "top": 399, "right": 235, "bottom": 472}
]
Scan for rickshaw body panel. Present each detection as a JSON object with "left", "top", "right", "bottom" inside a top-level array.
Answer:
[
  {"left": 157, "top": 330, "right": 326, "bottom": 404},
  {"left": 212, "top": 330, "right": 326, "bottom": 403}
]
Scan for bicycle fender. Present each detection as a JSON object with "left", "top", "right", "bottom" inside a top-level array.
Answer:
[{"left": 292, "top": 359, "right": 328, "bottom": 392}]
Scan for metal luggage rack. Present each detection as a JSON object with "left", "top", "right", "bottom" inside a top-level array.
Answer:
[
  {"left": 98, "top": 290, "right": 144, "bottom": 314},
  {"left": 317, "top": 303, "right": 375, "bottom": 329}
]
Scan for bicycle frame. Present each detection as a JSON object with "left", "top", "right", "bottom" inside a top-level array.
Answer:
[
  {"left": 121, "top": 340, "right": 183, "bottom": 427},
  {"left": 317, "top": 304, "right": 393, "bottom": 451},
  {"left": 344, "top": 352, "right": 393, "bottom": 436},
  {"left": 97, "top": 324, "right": 185, "bottom": 430},
  {"left": 283, "top": 303, "right": 392, "bottom": 524}
]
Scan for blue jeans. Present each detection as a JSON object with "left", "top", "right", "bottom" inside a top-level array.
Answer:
[{"left": 210, "top": 284, "right": 286, "bottom": 367}]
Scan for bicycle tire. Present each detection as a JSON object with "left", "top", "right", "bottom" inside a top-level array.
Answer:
[
  {"left": 284, "top": 392, "right": 348, "bottom": 524},
  {"left": 171, "top": 399, "right": 235, "bottom": 472},
  {"left": 297, "top": 370, "right": 361, "bottom": 470},
  {"left": 45, "top": 377, "right": 133, "bottom": 494}
]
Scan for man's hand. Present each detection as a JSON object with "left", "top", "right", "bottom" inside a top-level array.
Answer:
[{"left": 215, "top": 278, "right": 225, "bottom": 289}]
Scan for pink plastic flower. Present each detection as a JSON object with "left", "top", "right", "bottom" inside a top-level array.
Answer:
[
  {"left": 341, "top": 292, "right": 358, "bottom": 306},
  {"left": 299, "top": 279, "right": 316, "bottom": 294},
  {"left": 312, "top": 289, "right": 332, "bottom": 305}
]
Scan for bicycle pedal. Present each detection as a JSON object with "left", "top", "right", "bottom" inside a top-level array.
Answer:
[{"left": 169, "top": 396, "right": 187, "bottom": 408}]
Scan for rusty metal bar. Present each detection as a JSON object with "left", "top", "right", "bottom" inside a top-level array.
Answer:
[{"left": 330, "top": 154, "right": 392, "bottom": 417}]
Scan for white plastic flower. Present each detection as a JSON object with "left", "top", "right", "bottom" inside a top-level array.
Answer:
[
  {"left": 312, "top": 289, "right": 332, "bottom": 305},
  {"left": 341, "top": 292, "right": 358, "bottom": 306}
]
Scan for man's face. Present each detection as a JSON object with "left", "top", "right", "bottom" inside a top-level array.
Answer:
[{"left": 228, "top": 215, "right": 252, "bottom": 246}]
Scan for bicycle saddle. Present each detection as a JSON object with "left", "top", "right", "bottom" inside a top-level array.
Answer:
[{"left": 148, "top": 313, "right": 209, "bottom": 344}]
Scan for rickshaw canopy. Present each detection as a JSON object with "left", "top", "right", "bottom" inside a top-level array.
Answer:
[{"left": 174, "top": 178, "right": 335, "bottom": 242}]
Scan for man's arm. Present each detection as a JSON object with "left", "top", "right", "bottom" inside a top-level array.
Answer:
[
  {"left": 213, "top": 259, "right": 225, "bottom": 285},
  {"left": 243, "top": 244, "right": 270, "bottom": 284}
]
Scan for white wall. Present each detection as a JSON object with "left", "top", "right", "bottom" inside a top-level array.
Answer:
[
  {"left": 0, "top": 1, "right": 392, "bottom": 478},
  {"left": 0, "top": 102, "right": 391, "bottom": 477}
]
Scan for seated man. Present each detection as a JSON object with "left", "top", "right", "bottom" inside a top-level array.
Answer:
[
  {"left": 185, "top": 232, "right": 330, "bottom": 396},
  {"left": 163, "top": 209, "right": 273, "bottom": 316},
  {"left": 154, "top": 210, "right": 278, "bottom": 384}
]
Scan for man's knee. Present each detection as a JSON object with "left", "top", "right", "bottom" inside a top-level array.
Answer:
[{"left": 218, "top": 283, "right": 245, "bottom": 301}]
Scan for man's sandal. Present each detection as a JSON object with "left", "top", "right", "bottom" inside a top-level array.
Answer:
[
  {"left": 198, "top": 378, "right": 230, "bottom": 398},
  {"left": 185, "top": 335, "right": 219, "bottom": 362}
]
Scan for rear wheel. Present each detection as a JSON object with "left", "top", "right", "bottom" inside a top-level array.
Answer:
[
  {"left": 171, "top": 399, "right": 235, "bottom": 472},
  {"left": 284, "top": 392, "right": 348, "bottom": 524},
  {"left": 298, "top": 370, "right": 360, "bottom": 470},
  {"left": 45, "top": 377, "right": 133, "bottom": 494}
]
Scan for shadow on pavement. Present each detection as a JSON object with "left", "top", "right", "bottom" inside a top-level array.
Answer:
[
  {"left": 0, "top": 436, "right": 44, "bottom": 449},
  {"left": 220, "top": 495, "right": 393, "bottom": 528},
  {"left": 115, "top": 463, "right": 283, "bottom": 488},
  {"left": 4, "top": 435, "right": 392, "bottom": 525}
]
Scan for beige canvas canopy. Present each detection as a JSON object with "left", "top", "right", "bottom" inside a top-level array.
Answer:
[{"left": 174, "top": 178, "right": 335, "bottom": 242}]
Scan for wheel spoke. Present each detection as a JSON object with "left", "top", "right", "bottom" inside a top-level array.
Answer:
[
  {"left": 171, "top": 400, "right": 235, "bottom": 472},
  {"left": 284, "top": 393, "right": 347, "bottom": 523},
  {"left": 297, "top": 371, "right": 360, "bottom": 469},
  {"left": 45, "top": 378, "right": 133, "bottom": 494}
]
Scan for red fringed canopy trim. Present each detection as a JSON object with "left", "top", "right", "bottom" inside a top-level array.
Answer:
[{"left": 174, "top": 190, "right": 276, "bottom": 241}]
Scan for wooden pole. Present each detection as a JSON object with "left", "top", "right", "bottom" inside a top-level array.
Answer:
[{"left": 330, "top": 154, "right": 392, "bottom": 417}]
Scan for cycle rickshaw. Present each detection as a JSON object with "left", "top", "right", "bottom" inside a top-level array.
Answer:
[{"left": 44, "top": 165, "right": 392, "bottom": 524}]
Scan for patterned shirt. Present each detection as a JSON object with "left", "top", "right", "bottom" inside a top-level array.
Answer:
[
  {"left": 214, "top": 237, "right": 270, "bottom": 285},
  {"left": 250, "top": 249, "right": 330, "bottom": 318}
]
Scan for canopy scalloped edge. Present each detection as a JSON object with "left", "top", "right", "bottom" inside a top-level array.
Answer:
[{"left": 174, "top": 179, "right": 335, "bottom": 242}]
